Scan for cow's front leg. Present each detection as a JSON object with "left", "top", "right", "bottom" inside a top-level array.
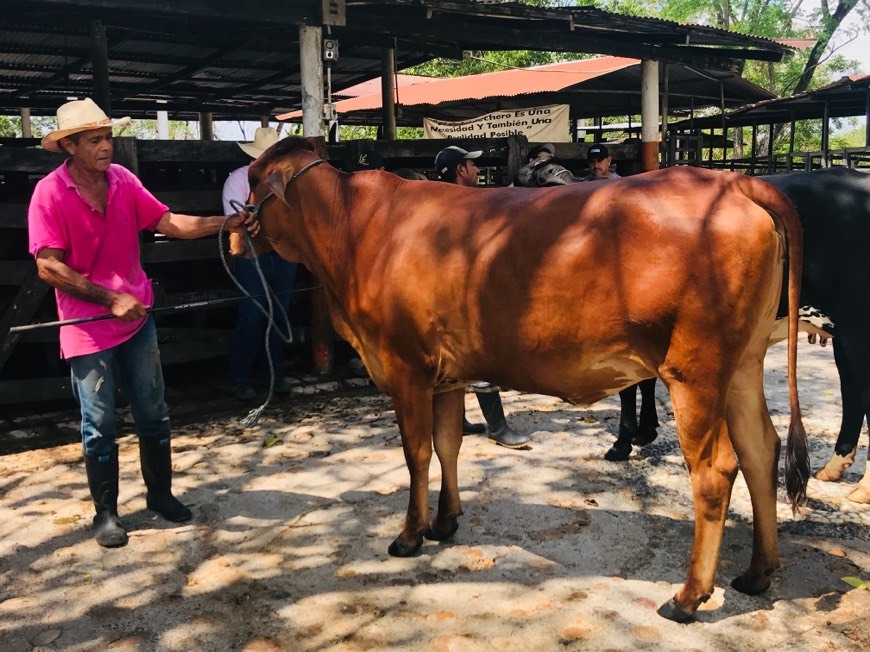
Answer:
[
  {"left": 387, "top": 384, "right": 435, "bottom": 557},
  {"left": 427, "top": 387, "right": 465, "bottom": 541}
]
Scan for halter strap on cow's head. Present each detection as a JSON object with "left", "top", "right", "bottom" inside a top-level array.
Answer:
[{"left": 232, "top": 157, "right": 329, "bottom": 220}]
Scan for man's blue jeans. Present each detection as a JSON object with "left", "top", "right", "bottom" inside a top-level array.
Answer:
[
  {"left": 69, "top": 316, "right": 170, "bottom": 459},
  {"left": 228, "top": 252, "right": 297, "bottom": 387}
]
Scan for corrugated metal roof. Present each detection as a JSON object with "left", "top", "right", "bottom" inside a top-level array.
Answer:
[
  {"left": 673, "top": 73, "right": 870, "bottom": 128},
  {"left": 0, "top": 1, "right": 791, "bottom": 121},
  {"left": 278, "top": 56, "right": 776, "bottom": 125}
]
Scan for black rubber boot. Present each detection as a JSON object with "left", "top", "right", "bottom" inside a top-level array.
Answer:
[
  {"left": 475, "top": 391, "right": 531, "bottom": 449},
  {"left": 84, "top": 449, "right": 128, "bottom": 548},
  {"left": 462, "top": 410, "right": 486, "bottom": 435},
  {"left": 139, "top": 437, "right": 192, "bottom": 523}
]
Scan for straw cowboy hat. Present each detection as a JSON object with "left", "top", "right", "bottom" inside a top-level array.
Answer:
[
  {"left": 238, "top": 127, "right": 279, "bottom": 159},
  {"left": 41, "top": 98, "right": 131, "bottom": 152}
]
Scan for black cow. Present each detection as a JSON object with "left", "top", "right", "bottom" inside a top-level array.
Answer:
[{"left": 606, "top": 168, "right": 870, "bottom": 504}]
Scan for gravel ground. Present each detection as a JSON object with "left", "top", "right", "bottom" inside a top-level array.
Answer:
[{"left": 0, "top": 340, "right": 867, "bottom": 651}]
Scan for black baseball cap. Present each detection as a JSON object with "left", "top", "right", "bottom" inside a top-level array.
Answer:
[
  {"left": 587, "top": 144, "right": 610, "bottom": 160},
  {"left": 434, "top": 146, "right": 482, "bottom": 178}
]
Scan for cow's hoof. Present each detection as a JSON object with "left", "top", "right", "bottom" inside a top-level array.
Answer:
[
  {"left": 632, "top": 426, "right": 659, "bottom": 447},
  {"left": 730, "top": 573, "right": 771, "bottom": 596},
  {"left": 814, "top": 466, "right": 843, "bottom": 482},
  {"left": 424, "top": 519, "right": 459, "bottom": 542},
  {"left": 657, "top": 598, "right": 694, "bottom": 623},
  {"left": 388, "top": 535, "right": 423, "bottom": 557},
  {"left": 604, "top": 442, "right": 632, "bottom": 461},
  {"left": 846, "top": 485, "right": 870, "bottom": 504},
  {"left": 815, "top": 450, "right": 857, "bottom": 482}
]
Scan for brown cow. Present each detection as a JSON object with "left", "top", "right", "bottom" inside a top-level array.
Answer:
[{"left": 245, "top": 137, "right": 808, "bottom": 622}]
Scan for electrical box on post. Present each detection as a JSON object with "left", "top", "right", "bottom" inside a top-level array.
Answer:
[{"left": 323, "top": 38, "right": 339, "bottom": 62}]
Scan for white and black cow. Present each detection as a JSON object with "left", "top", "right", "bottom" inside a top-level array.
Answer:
[{"left": 606, "top": 168, "right": 870, "bottom": 503}]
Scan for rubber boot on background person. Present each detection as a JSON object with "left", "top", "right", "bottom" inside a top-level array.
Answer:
[
  {"left": 462, "top": 411, "right": 486, "bottom": 435},
  {"left": 139, "top": 437, "right": 193, "bottom": 523},
  {"left": 84, "top": 447, "right": 128, "bottom": 548},
  {"left": 475, "top": 390, "right": 531, "bottom": 449}
]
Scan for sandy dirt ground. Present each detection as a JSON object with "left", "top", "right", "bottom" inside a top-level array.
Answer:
[{"left": 0, "top": 340, "right": 868, "bottom": 651}]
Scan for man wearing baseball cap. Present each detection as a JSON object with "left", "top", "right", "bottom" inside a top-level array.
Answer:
[
  {"left": 28, "top": 97, "right": 258, "bottom": 548},
  {"left": 585, "top": 143, "right": 620, "bottom": 181},
  {"left": 432, "top": 145, "right": 530, "bottom": 449},
  {"left": 434, "top": 145, "right": 482, "bottom": 187}
]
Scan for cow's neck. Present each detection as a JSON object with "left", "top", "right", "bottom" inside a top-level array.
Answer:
[{"left": 290, "top": 164, "right": 370, "bottom": 299}]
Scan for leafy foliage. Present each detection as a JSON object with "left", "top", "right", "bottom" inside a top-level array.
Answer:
[{"left": 401, "top": 0, "right": 866, "bottom": 156}]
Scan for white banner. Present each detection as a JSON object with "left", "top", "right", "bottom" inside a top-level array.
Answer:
[{"left": 423, "top": 104, "right": 570, "bottom": 141}]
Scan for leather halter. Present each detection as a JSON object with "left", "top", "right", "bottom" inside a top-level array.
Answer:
[{"left": 241, "top": 157, "right": 329, "bottom": 220}]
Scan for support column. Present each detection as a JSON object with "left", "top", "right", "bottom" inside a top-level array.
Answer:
[
  {"left": 90, "top": 20, "right": 111, "bottom": 114},
  {"left": 299, "top": 24, "right": 324, "bottom": 137},
  {"left": 660, "top": 63, "right": 669, "bottom": 166},
  {"left": 299, "top": 23, "right": 332, "bottom": 374},
  {"left": 199, "top": 112, "right": 214, "bottom": 140},
  {"left": 380, "top": 46, "right": 397, "bottom": 140},
  {"left": 20, "top": 108, "right": 31, "bottom": 138},
  {"left": 156, "top": 100, "right": 169, "bottom": 139},
  {"left": 640, "top": 59, "right": 660, "bottom": 172}
]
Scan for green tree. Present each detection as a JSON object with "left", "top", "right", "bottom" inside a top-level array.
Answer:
[
  {"left": 123, "top": 119, "right": 197, "bottom": 140},
  {"left": 0, "top": 115, "right": 15, "bottom": 137}
]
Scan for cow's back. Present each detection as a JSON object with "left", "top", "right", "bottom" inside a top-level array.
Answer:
[
  {"left": 763, "top": 168, "right": 870, "bottom": 321},
  {"left": 351, "top": 167, "right": 787, "bottom": 403}
]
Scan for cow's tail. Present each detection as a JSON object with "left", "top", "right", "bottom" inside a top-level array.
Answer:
[{"left": 736, "top": 174, "right": 809, "bottom": 514}]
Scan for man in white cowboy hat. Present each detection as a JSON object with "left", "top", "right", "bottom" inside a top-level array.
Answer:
[
  {"left": 222, "top": 127, "right": 298, "bottom": 401},
  {"left": 28, "top": 97, "right": 259, "bottom": 548}
]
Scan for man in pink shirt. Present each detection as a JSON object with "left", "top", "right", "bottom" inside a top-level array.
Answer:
[{"left": 28, "top": 98, "right": 257, "bottom": 548}]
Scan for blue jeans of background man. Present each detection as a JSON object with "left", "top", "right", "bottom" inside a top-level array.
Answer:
[
  {"left": 69, "top": 316, "right": 170, "bottom": 460},
  {"left": 228, "top": 252, "right": 297, "bottom": 388}
]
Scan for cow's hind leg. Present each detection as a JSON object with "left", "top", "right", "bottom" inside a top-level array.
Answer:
[
  {"left": 604, "top": 384, "right": 638, "bottom": 461},
  {"left": 606, "top": 379, "right": 661, "bottom": 461},
  {"left": 388, "top": 384, "right": 435, "bottom": 557},
  {"left": 723, "top": 358, "right": 781, "bottom": 596},
  {"left": 817, "top": 338, "right": 862, "bottom": 482},
  {"left": 657, "top": 381, "right": 737, "bottom": 623},
  {"left": 634, "top": 378, "right": 660, "bottom": 446},
  {"left": 426, "top": 387, "right": 465, "bottom": 541}
]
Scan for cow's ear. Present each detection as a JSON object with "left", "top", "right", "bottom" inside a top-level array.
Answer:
[{"left": 265, "top": 170, "right": 290, "bottom": 204}]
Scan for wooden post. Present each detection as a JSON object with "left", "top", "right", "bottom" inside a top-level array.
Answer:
[
  {"left": 380, "top": 46, "right": 397, "bottom": 140},
  {"left": 767, "top": 123, "right": 774, "bottom": 174},
  {"left": 299, "top": 24, "right": 324, "bottom": 138},
  {"left": 0, "top": 271, "right": 51, "bottom": 376},
  {"left": 640, "top": 59, "right": 659, "bottom": 172},
  {"left": 199, "top": 112, "right": 214, "bottom": 141},
  {"left": 113, "top": 137, "right": 139, "bottom": 176},
  {"left": 90, "top": 20, "right": 111, "bottom": 114},
  {"left": 865, "top": 87, "right": 869, "bottom": 147},
  {"left": 660, "top": 63, "right": 669, "bottom": 166},
  {"left": 507, "top": 134, "right": 528, "bottom": 183},
  {"left": 20, "top": 108, "right": 31, "bottom": 138},
  {"left": 821, "top": 100, "right": 830, "bottom": 167},
  {"left": 299, "top": 28, "right": 333, "bottom": 374}
]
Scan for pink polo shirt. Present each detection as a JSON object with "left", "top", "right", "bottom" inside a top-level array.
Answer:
[{"left": 28, "top": 161, "right": 169, "bottom": 359}]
